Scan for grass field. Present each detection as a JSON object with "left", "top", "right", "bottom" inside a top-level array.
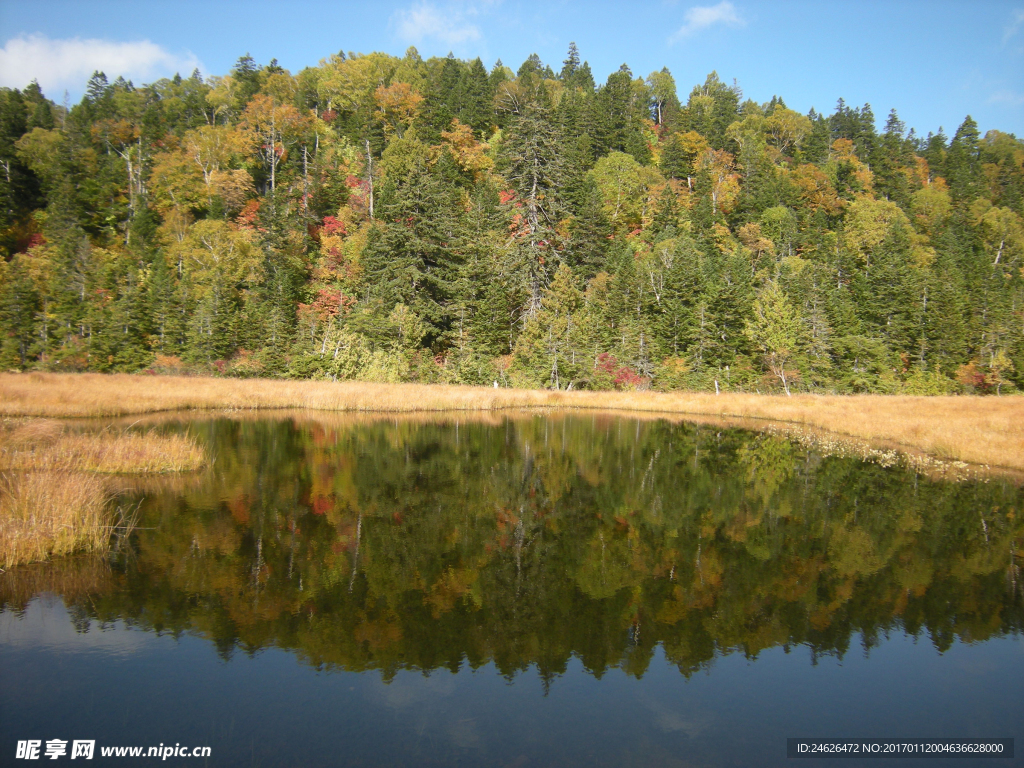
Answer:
[{"left": 2, "top": 372, "right": 1022, "bottom": 471}]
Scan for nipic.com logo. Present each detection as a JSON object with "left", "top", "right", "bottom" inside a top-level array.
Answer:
[
  {"left": 16, "top": 741, "right": 93, "bottom": 760},
  {"left": 15, "top": 740, "right": 212, "bottom": 760}
]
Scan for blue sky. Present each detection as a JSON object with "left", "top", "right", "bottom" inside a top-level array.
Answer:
[{"left": 1, "top": 0, "right": 1022, "bottom": 138}]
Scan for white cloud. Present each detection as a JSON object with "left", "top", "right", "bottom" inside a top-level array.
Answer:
[
  {"left": 988, "top": 89, "right": 1024, "bottom": 106},
  {"left": 0, "top": 34, "right": 202, "bottom": 97},
  {"left": 669, "top": 1, "right": 745, "bottom": 43},
  {"left": 1003, "top": 8, "right": 1024, "bottom": 43},
  {"left": 391, "top": 2, "right": 482, "bottom": 48}
]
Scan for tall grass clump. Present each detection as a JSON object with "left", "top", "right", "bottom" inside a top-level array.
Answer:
[
  {"left": 0, "top": 420, "right": 206, "bottom": 474},
  {"left": 0, "top": 418, "right": 205, "bottom": 568},
  {"left": 0, "top": 471, "right": 109, "bottom": 570}
]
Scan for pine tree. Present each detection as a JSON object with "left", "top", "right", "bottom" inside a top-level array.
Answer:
[
  {"left": 946, "top": 116, "right": 983, "bottom": 203},
  {"left": 0, "top": 256, "right": 40, "bottom": 369},
  {"left": 873, "top": 109, "right": 913, "bottom": 207},
  {"left": 653, "top": 236, "right": 704, "bottom": 360},
  {"left": 682, "top": 72, "right": 739, "bottom": 151},
  {"left": 459, "top": 58, "right": 493, "bottom": 136},
  {"left": 231, "top": 54, "right": 263, "bottom": 112},
  {"left": 0, "top": 88, "right": 42, "bottom": 241},
  {"left": 361, "top": 148, "right": 466, "bottom": 347},
  {"left": 922, "top": 128, "right": 948, "bottom": 181},
  {"left": 595, "top": 65, "right": 650, "bottom": 164},
  {"left": 560, "top": 43, "right": 581, "bottom": 83},
  {"left": 801, "top": 109, "right": 831, "bottom": 164},
  {"left": 148, "top": 249, "right": 185, "bottom": 356},
  {"left": 498, "top": 102, "right": 568, "bottom": 314}
]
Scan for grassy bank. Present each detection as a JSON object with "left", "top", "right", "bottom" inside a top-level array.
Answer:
[
  {"left": 0, "top": 472, "right": 109, "bottom": 570},
  {"left": 2, "top": 372, "right": 1023, "bottom": 471},
  {"left": 0, "top": 418, "right": 205, "bottom": 569},
  {"left": 0, "top": 419, "right": 205, "bottom": 473}
]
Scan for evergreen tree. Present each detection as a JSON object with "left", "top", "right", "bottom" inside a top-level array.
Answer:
[
  {"left": 231, "top": 54, "right": 263, "bottom": 111},
  {"left": 459, "top": 58, "right": 493, "bottom": 136},
  {"left": 946, "top": 116, "right": 983, "bottom": 203},
  {"left": 801, "top": 109, "right": 831, "bottom": 164},
  {"left": 872, "top": 109, "right": 913, "bottom": 207},
  {"left": 682, "top": 72, "right": 739, "bottom": 151},
  {"left": 498, "top": 102, "right": 568, "bottom": 314},
  {"left": 362, "top": 146, "right": 466, "bottom": 346},
  {"left": 595, "top": 65, "right": 651, "bottom": 164}
]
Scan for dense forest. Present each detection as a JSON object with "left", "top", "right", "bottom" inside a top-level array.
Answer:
[{"left": 1, "top": 45, "right": 1022, "bottom": 393}]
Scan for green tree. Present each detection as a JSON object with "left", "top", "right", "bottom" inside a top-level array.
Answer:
[
  {"left": 511, "top": 264, "right": 584, "bottom": 388},
  {"left": 744, "top": 280, "right": 803, "bottom": 395}
]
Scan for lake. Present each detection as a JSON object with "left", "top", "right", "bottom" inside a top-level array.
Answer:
[{"left": 2, "top": 413, "right": 1022, "bottom": 767}]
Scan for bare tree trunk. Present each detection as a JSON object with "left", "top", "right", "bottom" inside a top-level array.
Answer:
[
  {"left": 270, "top": 107, "right": 277, "bottom": 193},
  {"left": 365, "top": 139, "right": 374, "bottom": 220},
  {"left": 302, "top": 145, "right": 309, "bottom": 214}
]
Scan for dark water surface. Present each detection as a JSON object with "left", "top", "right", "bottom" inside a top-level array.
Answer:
[{"left": 2, "top": 414, "right": 1022, "bottom": 767}]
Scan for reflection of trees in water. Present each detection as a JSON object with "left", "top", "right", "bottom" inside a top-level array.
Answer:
[{"left": 4, "top": 415, "right": 1022, "bottom": 682}]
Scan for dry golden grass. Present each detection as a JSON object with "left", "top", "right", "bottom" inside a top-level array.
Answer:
[
  {"left": 0, "top": 413, "right": 205, "bottom": 569},
  {"left": 0, "top": 420, "right": 205, "bottom": 474},
  {"left": 1, "top": 372, "right": 1023, "bottom": 471},
  {"left": 0, "top": 471, "right": 109, "bottom": 570}
]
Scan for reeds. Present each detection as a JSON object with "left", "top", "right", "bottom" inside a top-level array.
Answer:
[
  {"left": 0, "top": 471, "right": 109, "bottom": 570},
  {"left": 1, "top": 372, "right": 1022, "bottom": 471},
  {"left": 0, "top": 417, "right": 205, "bottom": 569},
  {"left": 0, "top": 420, "right": 206, "bottom": 474}
]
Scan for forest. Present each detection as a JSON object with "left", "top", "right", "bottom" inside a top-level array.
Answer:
[{"left": 0, "top": 44, "right": 1022, "bottom": 394}]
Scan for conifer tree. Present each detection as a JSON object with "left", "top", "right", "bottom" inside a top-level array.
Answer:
[{"left": 498, "top": 101, "right": 567, "bottom": 315}]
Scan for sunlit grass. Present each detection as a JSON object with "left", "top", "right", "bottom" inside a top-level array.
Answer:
[
  {"left": 0, "top": 471, "right": 109, "bottom": 570},
  {"left": 2, "top": 372, "right": 1022, "bottom": 471},
  {"left": 0, "top": 420, "right": 205, "bottom": 474},
  {"left": 0, "top": 416, "right": 205, "bottom": 569}
]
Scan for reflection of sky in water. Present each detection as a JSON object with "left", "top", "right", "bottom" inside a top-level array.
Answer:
[
  {"left": 0, "top": 597, "right": 155, "bottom": 654},
  {"left": 1, "top": 596, "right": 1022, "bottom": 767},
  {"left": 2, "top": 415, "right": 1022, "bottom": 766}
]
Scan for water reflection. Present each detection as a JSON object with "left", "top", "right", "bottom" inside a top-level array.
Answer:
[{"left": 2, "top": 413, "right": 1022, "bottom": 682}]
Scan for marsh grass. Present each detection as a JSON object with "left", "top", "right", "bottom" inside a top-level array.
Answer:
[
  {"left": 2, "top": 372, "right": 1022, "bottom": 471},
  {"left": 0, "top": 419, "right": 206, "bottom": 474},
  {"left": 0, "top": 416, "right": 205, "bottom": 568},
  {"left": 0, "top": 471, "right": 109, "bottom": 570}
]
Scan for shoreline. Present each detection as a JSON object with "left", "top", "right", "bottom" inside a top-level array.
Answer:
[{"left": 2, "top": 371, "right": 1023, "bottom": 473}]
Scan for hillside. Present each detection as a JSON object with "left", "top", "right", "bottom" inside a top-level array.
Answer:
[{"left": 1, "top": 46, "right": 1021, "bottom": 394}]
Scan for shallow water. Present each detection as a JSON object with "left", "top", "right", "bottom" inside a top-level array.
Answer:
[{"left": 2, "top": 414, "right": 1022, "bottom": 767}]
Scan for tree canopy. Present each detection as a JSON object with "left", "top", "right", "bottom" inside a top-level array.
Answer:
[{"left": 1, "top": 48, "right": 1022, "bottom": 394}]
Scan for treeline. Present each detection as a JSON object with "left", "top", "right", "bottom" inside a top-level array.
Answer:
[{"left": 1, "top": 45, "right": 1022, "bottom": 393}]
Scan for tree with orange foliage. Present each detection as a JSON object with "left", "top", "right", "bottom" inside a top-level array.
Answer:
[
  {"left": 240, "top": 94, "right": 309, "bottom": 194},
  {"left": 373, "top": 82, "right": 423, "bottom": 139}
]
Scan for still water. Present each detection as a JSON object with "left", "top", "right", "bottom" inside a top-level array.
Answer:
[{"left": 1, "top": 413, "right": 1022, "bottom": 767}]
